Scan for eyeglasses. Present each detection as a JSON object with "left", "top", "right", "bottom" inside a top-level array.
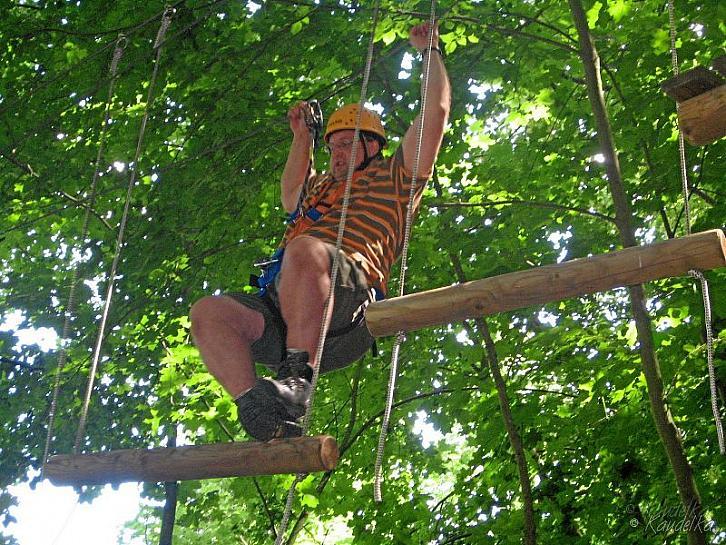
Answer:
[{"left": 326, "top": 139, "right": 356, "bottom": 154}]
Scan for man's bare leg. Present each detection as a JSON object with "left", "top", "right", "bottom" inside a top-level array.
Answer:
[
  {"left": 277, "top": 235, "right": 334, "bottom": 366},
  {"left": 190, "top": 295, "right": 264, "bottom": 398}
]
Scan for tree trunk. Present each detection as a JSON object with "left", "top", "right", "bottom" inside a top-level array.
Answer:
[
  {"left": 159, "top": 480, "right": 178, "bottom": 545},
  {"left": 477, "top": 317, "right": 537, "bottom": 545},
  {"left": 450, "top": 252, "right": 536, "bottom": 544},
  {"left": 159, "top": 431, "right": 178, "bottom": 545},
  {"left": 568, "top": 2, "right": 706, "bottom": 543}
]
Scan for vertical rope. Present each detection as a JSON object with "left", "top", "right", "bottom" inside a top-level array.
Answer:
[
  {"left": 274, "top": 3, "right": 381, "bottom": 543},
  {"left": 667, "top": 0, "right": 691, "bottom": 233},
  {"left": 42, "top": 34, "right": 128, "bottom": 474},
  {"left": 667, "top": 0, "right": 724, "bottom": 454},
  {"left": 73, "top": 8, "right": 174, "bottom": 453},
  {"left": 374, "top": 0, "right": 438, "bottom": 502},
  {"left": 691, "top": 269, "right": 723, "bottom": 452}
]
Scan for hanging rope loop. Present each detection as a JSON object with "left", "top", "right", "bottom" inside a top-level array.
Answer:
[
  {"left": 41, "top": 30, "right": 131, "bottom": 475},
  {"left": 110, "top": 34, "right": 128, "bottom": 76},
  {"left": 374, "top": 0, "right": 439, "bottom": 503},
  {"left": 154, "top": 6, "right": 175, "bottom": 49},
  {"left": 274, "top": 3, "right": 383, "bottom": 543},
  {"left": 666, "top": 0, "right": 724, "bottom": 455},
  {"left": 72, "top": 9, "right": 174, "bottom": 455}
]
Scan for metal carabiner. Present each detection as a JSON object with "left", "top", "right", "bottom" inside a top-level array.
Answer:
[
  {"left": 253, "top": 257, "right": 281, "bottom": 268},
  {"left": 305, "top": 100, "right": 324, "bottom": 150}
]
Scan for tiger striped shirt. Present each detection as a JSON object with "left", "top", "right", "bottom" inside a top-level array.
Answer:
[{"left": 281, "top": 147, "right": 425, "bottom": 294}]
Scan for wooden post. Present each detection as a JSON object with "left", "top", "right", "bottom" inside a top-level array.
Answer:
[
  {"left": 678, "top": 85, "right": 726, "bottom": 146},
  {"left": 366, "top": 230, "right": 726, "bottom": 337},
  {"left": 45, "top": 436, "right": 339, "bottom": 486}
]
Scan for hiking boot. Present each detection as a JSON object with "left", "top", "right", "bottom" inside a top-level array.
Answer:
[
  {"left": 235, "top": 381, "right": 303, "bottom": 442},
  {"left": 266, "top": 349, "right": 314, "bottom": 419}
]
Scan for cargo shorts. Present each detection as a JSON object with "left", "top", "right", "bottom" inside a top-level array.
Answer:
[{"left": 228, "top": 243, "right": 377, "bottom": 374}]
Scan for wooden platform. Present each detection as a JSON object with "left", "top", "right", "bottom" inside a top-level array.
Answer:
[
  {"left": 45, "top": 435, "right": 339, "bottom": 486},
  {"left": 662, "top": 57, "right": 726, "bottom": 146},
  {"left": 365, "top": 230, "right": 725, "bottom": 337}
]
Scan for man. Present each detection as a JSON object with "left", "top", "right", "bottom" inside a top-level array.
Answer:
[{"left": 191, "top": 22, "right": 450, "bottom": 441}]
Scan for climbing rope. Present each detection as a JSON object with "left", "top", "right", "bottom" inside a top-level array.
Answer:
[
  {"left": 274, "top": 3, "right": 381, "bottom": 542},
  {"left": 73, "top": 7, "right": 175, "bottom": 453},
  {"left": 667, "top": 0, "right": 724, "bottom": 454},
  {"left": 373, "top": 0, "right": 439, "bottom": 503},
  {"left": 42, "top": 33, "right": 128, "bottom": 474}
]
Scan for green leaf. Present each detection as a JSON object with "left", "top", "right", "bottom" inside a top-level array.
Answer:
[
  {"left": 381, "top": 29, "right": 397, "bottom": 45},
  {"left": 607, "top": 0, "right": 631, "bottom": 23},
  {"left": 300, "top": 494, "right": 319, "bottom": 508},
  {"left": 587, "top": 1, "right": 603, "bottom": 28},
  {"left": 651, "top": 28, "right": 670, "bottom": 54}
]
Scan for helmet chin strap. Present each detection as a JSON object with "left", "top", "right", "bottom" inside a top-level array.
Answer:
[{"left": 356, "top": 136, "right": 377, "bottom": 171}]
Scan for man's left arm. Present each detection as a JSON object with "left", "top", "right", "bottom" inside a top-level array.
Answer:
[{"left": 402, "top": 22, "right": 451, "bottom": 179}]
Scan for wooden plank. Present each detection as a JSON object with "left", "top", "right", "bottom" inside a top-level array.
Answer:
[
  {"left": 366, "top": 230, "right": 726, "bottom": 338},
  {"left": 712, "top": 55, "right": 726, "bottom": 78},
  {"left": 45, "top": 435, "right": 339, "bottom": 486},
  {"left": 661, "top": 66, "right": 723, "bottom": 102},
  {"left": 678, "top": 84, "right": 726, "bottom": 146}
]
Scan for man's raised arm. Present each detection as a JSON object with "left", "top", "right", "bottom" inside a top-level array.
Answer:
[
  {"left": 281, "top": 101, "right": 314, "bottom": 213},
  {"left": 402, "top": 22, "right": 451, "bottom": 179}
]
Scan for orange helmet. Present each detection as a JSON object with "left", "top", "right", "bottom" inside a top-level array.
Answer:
[{"left": 324, "top": 104, "right": 386, "bottom": 145}]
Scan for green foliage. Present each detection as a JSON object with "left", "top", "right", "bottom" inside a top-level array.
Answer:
[{"left": 1, "top": 0, "right": 724, "bottom": 544}]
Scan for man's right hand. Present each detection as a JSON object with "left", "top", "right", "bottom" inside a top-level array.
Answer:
[{"left": 287, "top": 101, "right": 313, "bottom": 139}]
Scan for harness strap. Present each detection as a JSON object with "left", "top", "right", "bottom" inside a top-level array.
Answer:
[{"left": 284, "top": 173, "right": 351, "bottom": 241}]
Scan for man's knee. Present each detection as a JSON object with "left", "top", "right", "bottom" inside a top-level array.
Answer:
[
  {"left": 282, "top": 237, "right": 330, "bottom": 276},
  {"left": 190, "top": 295, "right": 264, "bottom": 342},
  {"left": 190, "top": 295, "right": 219, "bottom": 327}
]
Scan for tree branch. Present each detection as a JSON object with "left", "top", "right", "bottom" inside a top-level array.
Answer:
[
  {"left": 339, "top": 386, "right": 479, "bottom": 457},
  {"left": 1, "top": 355, "right": 44, "bottom": 372},
  {"left": 0, "top": 146, "right": 39, "bottom": 177},
  {"left": 253, "top": 477, "right": 278, "bottom": 541},
  {"left": 430, "top": 200, "right": 616, "bottom": 224},
  {"left": 450, "top": 252, "right": 537, "bottom": 545},
  {"left": 56, "top": 191, "right": 113, "bottom": 230}
]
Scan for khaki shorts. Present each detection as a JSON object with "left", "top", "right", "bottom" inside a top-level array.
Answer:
[{"left": 228, "top": 243, "right": 376, "bottom": 374}]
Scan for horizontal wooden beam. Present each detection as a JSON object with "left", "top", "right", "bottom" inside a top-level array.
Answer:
[
  {"left": 45, "top": 435, "right": 339, "bottom": 486},
  {"left": 366, "top": 230, "right": 726, "bottom": 337}
]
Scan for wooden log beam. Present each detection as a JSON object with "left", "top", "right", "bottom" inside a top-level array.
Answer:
[
  {"left": 678, "top": 84, "right": 726, "bottom": 146},
  {"left": 45, "top": 436, "right": 339, "bottom": 486},
  {"left": 366, "top": 230, "right": 726, "bottom": 337}
]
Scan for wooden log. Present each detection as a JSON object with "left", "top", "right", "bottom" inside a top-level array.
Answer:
[
  {"left": 713, "top": 55, "right": 726, "bottom": 78},
  {"left": 366, "top": 230, "right": 726, "bottom": 337},
  {"left": 45, "top": 435, "right": 339, "bottom": 486},
  {"left": 661, "top": 66, "right": 723, "bottom": 102},
  {"left": 678, "top": 84, "right": 726, "bottom": 146}
]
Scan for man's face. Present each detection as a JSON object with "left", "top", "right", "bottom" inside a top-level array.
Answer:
[{"left": 327, "top": 130, "right": 377, "bottom": 179}]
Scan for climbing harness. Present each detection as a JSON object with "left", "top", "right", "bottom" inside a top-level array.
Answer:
[
  {"left": 667, "top": 0, "right": 724, "bottom": 454},
  {"left": 250, "top": 174, "right": 346, "bottom": 296}
]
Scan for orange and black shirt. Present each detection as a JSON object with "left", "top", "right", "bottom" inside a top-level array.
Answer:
[{"left": 281, "top": 147, "right": 426, "bottom": 294}]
